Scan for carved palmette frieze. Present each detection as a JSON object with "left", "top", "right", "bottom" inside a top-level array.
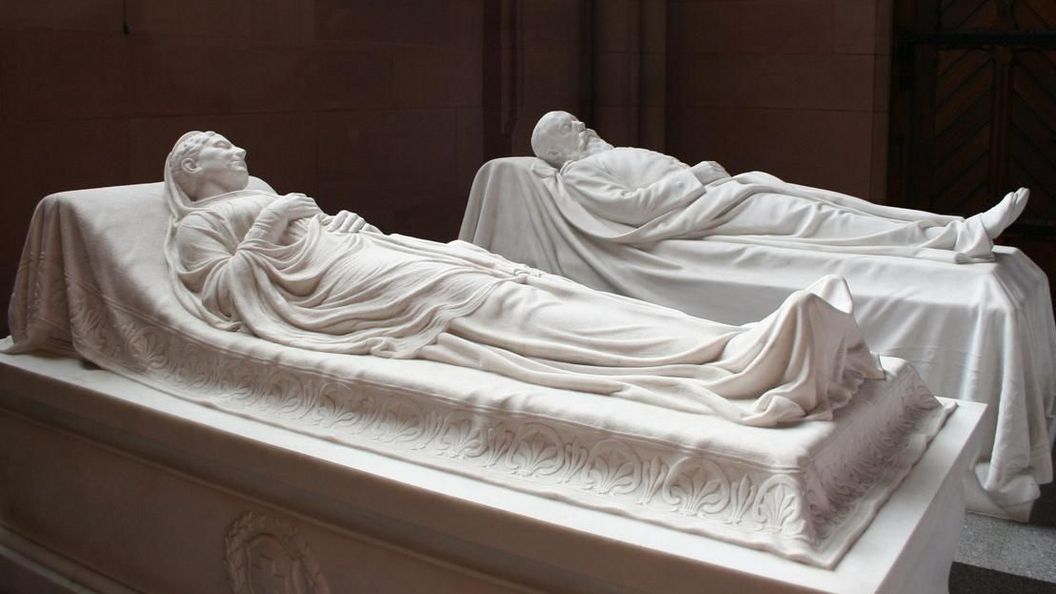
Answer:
[
  {"left": 225, "top": 512, "right": 330, "bottom": 594},
  {"left": 27, "top": 272, "right": 946, "bottom": 566}
]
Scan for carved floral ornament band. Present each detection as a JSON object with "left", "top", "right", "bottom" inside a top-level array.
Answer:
[{"left": 62, "top": 274, "right": 940, "bottom": 567}]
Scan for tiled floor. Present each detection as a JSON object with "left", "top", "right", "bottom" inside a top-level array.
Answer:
[{"left": 950, "top": 449, "right": 1056, "bottom": 593}]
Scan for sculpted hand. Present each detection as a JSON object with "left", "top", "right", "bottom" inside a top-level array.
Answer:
[
  {"left": 325, "top": 210, "right": 369, "bottom": 233},
  {"left": 270, "top": 193, "right": 322, "bottom": 221},
  {"left": 244, "top": 193, "right": 321, "bottom": 244},
  {"left": 690, "top": 161, "right": 730, "bottom": 186}
]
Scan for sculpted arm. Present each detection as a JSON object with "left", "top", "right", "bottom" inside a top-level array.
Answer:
[
  {"left": 262, "top": 194, "right": 382, "bottom": 238},
  {"left": 173, "top": 195, "right": 322, "bottom": 317},
  {"left": 174, "top": 214, "right": 243, "bottom": 319},
  {"left": 561, "top": 162, "right": 707, "bottom": 225},
  {"left": 244, "top": 194, "right": 322, "bottom": 243}
]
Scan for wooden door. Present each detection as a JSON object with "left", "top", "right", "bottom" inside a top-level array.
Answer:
[{"left": 890, "top": 0, "right": 1056, "bottom": 283}]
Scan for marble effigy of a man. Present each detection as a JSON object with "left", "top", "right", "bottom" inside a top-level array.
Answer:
[
  {"left": 163, "top": 131, "right": 886, "bottom": 427},
  {"left": 531, "top": 111, "right": 1028, "bottom": 263}
]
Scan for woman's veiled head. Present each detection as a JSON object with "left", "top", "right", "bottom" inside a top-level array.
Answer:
[{"left": 167, "top": 131, "right": 250, "bottom": 201}]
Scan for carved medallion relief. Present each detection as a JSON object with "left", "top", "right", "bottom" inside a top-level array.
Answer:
[{"left": 225, "top": 512, "right": 331, "bottom": 594}]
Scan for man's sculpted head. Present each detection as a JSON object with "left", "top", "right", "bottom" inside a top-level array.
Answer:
[
  {"left": 531, "top": 111, "right": 613, "bottom": 167},
  {"left": 168, "top": 131, "right": 250, "bottom": 201}
]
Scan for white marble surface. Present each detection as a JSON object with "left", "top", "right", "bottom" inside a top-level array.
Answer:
[
  {"left": 0, "top": 350, "right": 987, "bottom": 593},
  {"left": 461, "top": 156, "right": 1056, "bottom": 515},
  {"left": 4, "top": 168, "right": 954, "bottom": 565}
]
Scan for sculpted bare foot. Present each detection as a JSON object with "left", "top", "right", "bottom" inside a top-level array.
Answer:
[{"left": 977, "top": 188, "right": 1030, "bottom": 239}]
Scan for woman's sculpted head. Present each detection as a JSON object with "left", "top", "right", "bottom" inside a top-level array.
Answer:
[
  {"left": 167, "top": 131, "right": 250, "bottom": 201},
  {"left": 163, "top": 131, "right": 255, "bottom": 330}
]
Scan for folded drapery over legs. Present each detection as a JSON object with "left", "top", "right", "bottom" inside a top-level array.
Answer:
[{"left": 424, "top": 274, "right": 881, "bottom": 426}]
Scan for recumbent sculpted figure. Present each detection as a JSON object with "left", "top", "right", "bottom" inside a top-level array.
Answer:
[
  {"left": 165, "top": 131, "right": 889, "bottom": 427},
  {"left": 531, "top": 111, "right": 1029, "bottom": 263}
]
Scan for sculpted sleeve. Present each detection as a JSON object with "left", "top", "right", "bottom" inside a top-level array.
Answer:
[
  {"left": 560, "top": 159, "right": 706, "bottom": 226},
  {"left": 174, "top": 211, "right": 243, "bottom": 321}
]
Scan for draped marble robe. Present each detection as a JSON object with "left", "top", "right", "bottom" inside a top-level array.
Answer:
[
  {"left": 164, "top": 175, "right": 884, "bottom": 427},
  {"left": 551, "top": 148, "right": 994, "bottom": 263}
]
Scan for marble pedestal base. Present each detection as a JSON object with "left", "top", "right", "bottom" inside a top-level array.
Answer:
[{"left": 0, "top": 352, "right": 985, "bottom": 594}]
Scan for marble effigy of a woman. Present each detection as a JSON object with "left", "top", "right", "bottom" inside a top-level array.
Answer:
[{"left": 164, "top": 131, "right": 887, "bottom": 427}]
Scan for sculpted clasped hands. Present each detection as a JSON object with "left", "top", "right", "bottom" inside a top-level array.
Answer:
[
  {"left": 244, "top": 192, "right": 375, "bottom": 244},
  {"left": 271, "top": 193, "right": 371, "bottom": 233},
  {"left": 267, "top": 193, "right": 321, "bottom": 221},
  {"left": 322, "top": 208, "right": 374, "bottom": 234},
  {"left": 244, "top": 193, "right": 318, "bottom": 244}
]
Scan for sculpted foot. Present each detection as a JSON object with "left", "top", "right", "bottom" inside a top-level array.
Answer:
[{"left": 977, "top": 188, "right": 1030, "bottom": 239}]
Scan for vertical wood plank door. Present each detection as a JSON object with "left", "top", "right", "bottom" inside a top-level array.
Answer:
[{"left": 891, "top": 0, "right": 1056, "bottom": 283}]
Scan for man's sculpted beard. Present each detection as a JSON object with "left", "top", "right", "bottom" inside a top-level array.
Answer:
[{"left": 582, "top": 130, "right": 614, "bottom": 155}]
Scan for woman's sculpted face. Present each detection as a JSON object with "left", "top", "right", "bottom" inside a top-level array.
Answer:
[{"left": 172, "top": 132, "right": 250, "bottom": 201}]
